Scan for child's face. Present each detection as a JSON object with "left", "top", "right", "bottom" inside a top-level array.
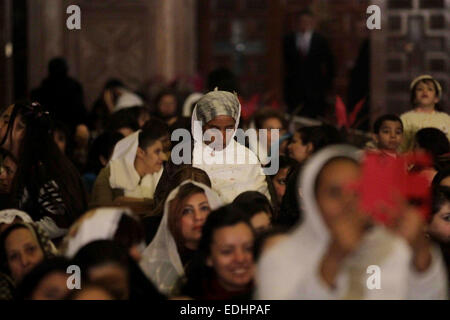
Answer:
[
  {"left": 428, "top": 202, "right": 450, "bottom": 243},
  {"left": 375, "top": 120, "right": 403, "bottom": 151},
  {"left": 414, "top": 80, "right": 439, "bottom": 107}
]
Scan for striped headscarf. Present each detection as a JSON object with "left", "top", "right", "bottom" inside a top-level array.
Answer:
[{"left": 194, "top": 90, "right": 240, "bottom": 125}]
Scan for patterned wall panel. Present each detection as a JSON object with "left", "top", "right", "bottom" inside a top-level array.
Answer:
[
  {"left": 372, "top": 0, "right": 449, "bottom": 117},
  {"left": 63, "top": 0, "right": 150, "bottom": 108}
]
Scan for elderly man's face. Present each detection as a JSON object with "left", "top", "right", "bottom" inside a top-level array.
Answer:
[{"left": 297, "top": 14, "right": 314, "bottom": 33}]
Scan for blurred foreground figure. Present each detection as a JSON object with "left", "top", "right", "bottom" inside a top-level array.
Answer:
[{"left": 256, "top": 145, "right": 447, "bottom": 299}]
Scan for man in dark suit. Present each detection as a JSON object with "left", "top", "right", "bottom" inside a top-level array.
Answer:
[{"left": 283, "top": 10, "right": 335, "bottom": 119}]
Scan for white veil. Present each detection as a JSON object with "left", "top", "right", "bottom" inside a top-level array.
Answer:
[{"left": 139, "top": 180, "right": 222, "bottom": 296}]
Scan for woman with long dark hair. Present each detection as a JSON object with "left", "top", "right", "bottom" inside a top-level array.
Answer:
[{"left": 0, "top": 101, "right": 87, "bottom": 239}]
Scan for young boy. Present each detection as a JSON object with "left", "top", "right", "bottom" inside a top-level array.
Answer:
[{"left": 372, "top": 114, "right": 404, "bottom": 156}]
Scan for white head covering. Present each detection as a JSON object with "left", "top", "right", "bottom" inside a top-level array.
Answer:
[
  {"left": 114, "top": 89, "right": 144, "bottom": 112},
  {"left": 256, "top": 145, "right": 415, "bottom": 299},
  {"left": 62, "top": 207, "right": 136, "bottom": 259},
  {"left": 109, "top": 130, "right": 163, "bottom": 198},
  {"left": 0, "top": 209, "right": 33, "bottom": 225},
  {"left": 190, "top": 89, "right": 270, "bottom": 204},
  {"left": 139, "top": 180, "right": 222, "bottom": 296},
  {"left": 410, "top": 74, "right": 442, "bottom": 99},
  {"left": 191, "top": 89, "right": 241, "bottom": 144},
  {"left": 182, "top": 92, "right": 203, "bottom": 117}
]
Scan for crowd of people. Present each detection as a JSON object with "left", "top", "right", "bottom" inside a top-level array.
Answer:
[{"left": 0, "top": 59, "right": 449, "bottom": 300}]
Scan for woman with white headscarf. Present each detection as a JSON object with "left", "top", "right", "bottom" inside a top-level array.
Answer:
[
  {"left": 61, "top": 207, "right": 164, "bottom": 300},
  {"left": 140, "top": 180, "right": 222, "bottom": 296},
  {"left": 255, "top": 145, "right": 448, "bottom": 299},
  {"left": 89, "top": 125, "right": 167, "bottom": 213},
  {"left": 190, "top": 89, "right": 270, "bottom": 204},
  {"left": 0, "top": 209, "right": 33, "bottom": 233}
]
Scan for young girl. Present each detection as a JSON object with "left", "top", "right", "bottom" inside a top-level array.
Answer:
[
  {"left": 139, "top": 181, "right": 222, "bottom": 296},
  {"left": 182, "top": 205, "right": 256, "bottom": 300},
  {"left": 400, "top": 75, "right": 450, "bottom": 152},
  {"left": 256, "top": 145, "right": 447, "bottom": 299}
]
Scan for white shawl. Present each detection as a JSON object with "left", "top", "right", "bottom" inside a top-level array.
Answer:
[
  {"left": 62, "top": 207, "right": 139, "bottom": 259},
  {"left": 109, "top": 130, "right": 163, "bottom": 198},
  {"left": 139, "top": 180, "right": 222, "bottom": 296},
  {"left": 255, "top": 145, "right": 448, "bottom": 299},
  {"left": 191, "top": 91, "right": 270, "bottom": 204}
]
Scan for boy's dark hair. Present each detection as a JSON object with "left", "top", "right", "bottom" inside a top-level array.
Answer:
[
  {"left": 373, "top": 114, "right": 403, "bottom": 134},
  {"left": 138, "top": 118, "right": 169, "bottom": 149}
]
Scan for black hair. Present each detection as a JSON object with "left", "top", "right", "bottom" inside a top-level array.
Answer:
[
  {"left": 206, "top": 67, "right": 239, "bottom": 93},
  {"left": 104, "top": 78, "right": 124, "bottom": 91},
  {"left": 278, "top": 155, "right": 296, "bottom": 171},
  {"left": 415, "top": 128, "right": 450, "bottom": 161},
  {"left": 297, "top": 125, "right": 342, "bottom": 154},
  {"left": 138, "top": 119, "right": 169, "bottom": 150},
  {"left": 153, "top": 88, "right": 180, "bottom": 118},
  {"left": 106, "top": 108, "right": 140, "bottom": 133},
  {"left": 1, "top": 101, "right": 87, "bottom": 224},
  {"left": 431, "top": 186, "right": 450, "bottom": 217},
  {"left": 232, "top": 191, "right": 274, "bottom": 219},
  {"left": 0, "top": 147, "right": 17, "bottom": 164},
  {"left": 113, "top": 214, "right": 145, "bottom": 249},
  {"left": 373, "top": 114, "right": 403, "bottom": 134},
  {"left": 48, "top": 57, "right": 68, "bottom": 78},
  {"left": 72, "top": 238, "right": 164, "bottom": 301},
  {"left": 275, "top": 164, "right": 303, "bottom": 228},
  {"left": 72, "top": 240, "right": 129, "bottom": 270},
  {"left": 84, "top": 131, "right": 124, "bottom": 175},
  {"left": 15, "top": 257, "right": 71, "bottom": 300},
  {"left": 432, "top": 167, "right": 450, "bottom": 187},
  {"left": 253, "top": 108, "right": 287, "bottom": 131},
  {"left": 298, "top": 8, "right": 314, "bottom": 18},
  {"left": 182, "top": 205, "right": 254, "bottom": 298}
]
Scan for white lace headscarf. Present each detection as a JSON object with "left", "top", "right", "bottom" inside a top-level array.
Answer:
[{"left": 0, "top": 209, "right": 33, "bottom": 225}]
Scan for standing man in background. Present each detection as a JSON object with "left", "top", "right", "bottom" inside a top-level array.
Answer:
[{"left": 283, "top": 9, "right": 335, "bottom": 119}]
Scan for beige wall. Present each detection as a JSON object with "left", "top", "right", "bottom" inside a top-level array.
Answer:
[{"left": 27, "top": 0, "right": 197, "bottom": 108}]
